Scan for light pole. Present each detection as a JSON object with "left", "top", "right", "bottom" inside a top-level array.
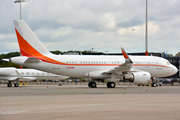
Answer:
[
  {"left": 145, "top": 0, "right": 148, "bottom": 56},
  {"left": 14, "top": 0, "right": 26, "bottom": 20}
]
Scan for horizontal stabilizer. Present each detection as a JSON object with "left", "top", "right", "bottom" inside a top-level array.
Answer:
[
  {"left": 24, "top": 57, "right": 41, "bottom": 64},
  {"left": 2, "top": 59, "right": 9, "bottom": 62}
]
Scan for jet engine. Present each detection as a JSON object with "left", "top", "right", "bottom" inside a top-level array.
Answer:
[
  {"left": 123, "top": 71, "right": 151, "bottom": 84},
  {"left": 0, "top": 67, "right": 16, "bottom": 75},
  {"left": 9, "top": 56, "right": 28, "bottom": 65}
]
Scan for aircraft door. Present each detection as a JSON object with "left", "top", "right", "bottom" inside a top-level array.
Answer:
[{"left": 155, "top": 59, "right": 162, "bottom": 70}]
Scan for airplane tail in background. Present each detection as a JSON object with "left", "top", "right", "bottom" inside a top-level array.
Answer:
[{"left": 13, "top": 20, "right": 51, "bottom": 57}]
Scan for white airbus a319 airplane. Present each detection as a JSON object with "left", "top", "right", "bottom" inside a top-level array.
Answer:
[
  {"left": 4, "top": 20, "right": 178, "bottom": 88},
  {"left": 0, "top": 67, "right": 69, "bottom": 87}
]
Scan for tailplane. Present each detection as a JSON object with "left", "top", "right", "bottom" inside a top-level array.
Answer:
[{"left": 13, "top": 20, "right": 51, "bottom": 56}]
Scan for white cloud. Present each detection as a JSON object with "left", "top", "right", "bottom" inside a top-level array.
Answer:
[
  {"left": 35, "top": 26, "right": 74, "bottom": 39},
  {"left": 116, "top": 21, "right": 160, "bottom": 36},
  {"left": 0, "top": 0, "right": 180, "bottom": 55},
  {"left": 0, "top": 34, "right": 16, "bottom": 41}
]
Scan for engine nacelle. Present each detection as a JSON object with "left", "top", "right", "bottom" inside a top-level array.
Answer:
[
  {"left": 10, "top": 56, "right": 28, "bottom": 65},
  {"left": 0, "top": 67, "right": 16, "bottom": 75},
  {"left": 123, "top": 71, "right": 151, "bottom": 84}
]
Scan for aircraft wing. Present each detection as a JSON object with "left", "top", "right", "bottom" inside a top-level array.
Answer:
[
  {"left": 15, "top": 70, "right": 36, "bottom": 81},
  {"left": 24, "top": 57, "right": 41, "bottom": 64},
  {"left": 102, "top": 48, "right": 137, "bottom": 76}
]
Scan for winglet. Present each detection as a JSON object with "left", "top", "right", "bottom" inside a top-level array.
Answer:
[{"left": 121, "top": 47, "right": 133, "bottom": 63}]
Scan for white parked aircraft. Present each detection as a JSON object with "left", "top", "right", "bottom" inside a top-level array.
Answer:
[
  {"left": 4, "top": 20, "right": 178, "bottom": 88},
  {"left": 0, "top": 67, "right": 69, "bottom": 87}
]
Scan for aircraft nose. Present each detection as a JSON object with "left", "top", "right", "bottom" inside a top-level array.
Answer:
[{"left": 172, "top": 65, "right": 178, "bottom": 75}]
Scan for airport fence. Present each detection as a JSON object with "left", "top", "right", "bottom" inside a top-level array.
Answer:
[
  {"left": 28, "top": 81, "right": 136, "bottom": 85},
  {"left": 1, "top": 80, "right": 179, "bottom": 86},
  {"left": 27, "top": 81, "right": 180, "bottom": 86}
]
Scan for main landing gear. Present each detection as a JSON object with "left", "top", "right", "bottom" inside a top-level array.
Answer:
[
  {"left": 7, "top": 82, "right": 12, "bottom": 87},
  {"left": 107, "top": 82, "right": 116, "bottom": 88},
  {"left": 14, "top": 83, "right": 19, "bottom": 87},
  {"left": 7, "top": 82, "right": 19, "bottom": 87},
  {"left": 88, "top": 82, "right": 116, "bottom": 88}
]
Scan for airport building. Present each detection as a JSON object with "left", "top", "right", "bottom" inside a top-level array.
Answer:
[{"left": 164, "top": 57, "right": 180, "bottom": 78}]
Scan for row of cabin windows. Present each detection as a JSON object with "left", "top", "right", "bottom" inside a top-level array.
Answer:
[
  {"left": 67, "top": 61, "right": 122, "bottom": 64},
  {"left": 66, "top": 61, "right": 152, "bottom": 64},
  {"left": 21, "top": 72, "right": 50, "bottom": 76}
]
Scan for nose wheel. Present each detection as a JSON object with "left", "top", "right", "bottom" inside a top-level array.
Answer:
[{"left": 88, "top": 82, "right": 97, "bottom": 88}]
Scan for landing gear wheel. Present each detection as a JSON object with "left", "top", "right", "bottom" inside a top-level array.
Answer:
[
  {"left": 88, "top": 82, "right": 97, "bottom": 88},
  {"left": 7, "top": 83, "right": 12, "bottom": 87},
  {"left": 107, "top": 82, "right": 110, "bottom": 88},
  {"left": 14, "top": 83, "right": 19, "bottom": 87},
  {"left": 110, "top": 82, "right": 116, "bottom": 88},
  {"left": 107, "top": 82, "right": 116, "bottom": 88},
  {"left": 151, "top": 83, "right": 156, "bottom": 87},
  {"left": 91, "top": 82, "right": 97, "bottom": 88},
  {"left": 88, "top": 82, "right": 92, "bottom": 88},
  {"left": 59, "top": 83, "right": 62, "bottom": 86}
]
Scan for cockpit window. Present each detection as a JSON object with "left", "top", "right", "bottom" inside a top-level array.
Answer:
[{"left": 166, "top": 61, "right": 171, "bottom": 65}]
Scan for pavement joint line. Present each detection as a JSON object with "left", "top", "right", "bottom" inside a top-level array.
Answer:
[{"left": 0, "top": 101, "right": 166, "bottom": 115}]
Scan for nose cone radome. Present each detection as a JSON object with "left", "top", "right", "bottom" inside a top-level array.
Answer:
[{"left": 172, "top": 65, "right": 178, "bottom": 75}]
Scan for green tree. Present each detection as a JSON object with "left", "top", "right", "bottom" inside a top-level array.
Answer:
[
  {"left": 0, "top": 52, "right": 21, "bottom": 68},
  {"left": 175, "top": 52, "right": 180, "bottom": 57},
  {"left": 161, "top": 52, "right": 173, "bottom": 57}
]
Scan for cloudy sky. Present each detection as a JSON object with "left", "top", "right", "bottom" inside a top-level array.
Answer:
[{"left": 0, "top": 0, "right": 180, "bottom": 55}]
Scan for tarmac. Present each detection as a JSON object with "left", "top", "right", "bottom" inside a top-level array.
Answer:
[{"left": 0, "top": 84, "right": 180, "bottom": 120}]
